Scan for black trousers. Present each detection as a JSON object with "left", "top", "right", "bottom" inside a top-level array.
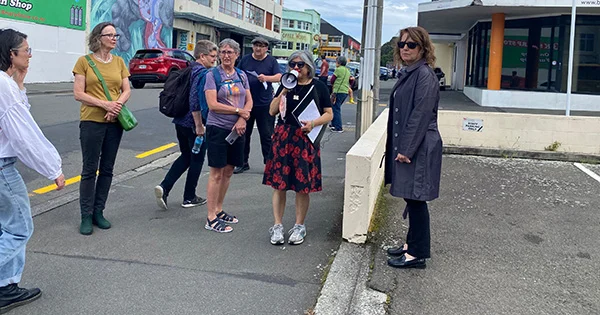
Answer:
[
  {"left": 160, "top": 124, "right": 207, "bottom": 201},
  {"left": 404, "top": 199, "right": 431, "bottom": 259},
  {"left": 79, "top": 121, "right": 123, "bottom": 216},
  {"left": 242, "top": 105, "right": 274, "bottom": 165}
]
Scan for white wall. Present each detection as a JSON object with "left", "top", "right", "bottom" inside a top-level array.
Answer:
[
  {"left": 464, "top": 87, "right": 600, "bottom": 111},
  {"left": 433, "top": 43, "right": 454, "bottom": 86},
  {"left": 0, "top": 19, "right": 86, "bottom": 83},
  {"left": 439, "top": 110, "right": 600, "bottom": 154}
]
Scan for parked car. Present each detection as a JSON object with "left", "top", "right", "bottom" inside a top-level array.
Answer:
[
  {"left": 315, "top": 58, "right": 357, "bottom": 92},
  {"left": 433, "top": 67, "right": 446, "bottom": 90},
  {"left": 379, "top": 67, "right": 389, "bottom": 81},
  {"left": 129, "top": 48, "right": 195, "bottom": 89},
  {"left": 272, "top": 59, "right": 289, "bottom": 93},
  {"left": 347, "top": 62, "right": 360, "bottom": 91}
]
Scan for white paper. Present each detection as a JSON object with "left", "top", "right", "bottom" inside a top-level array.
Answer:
[
  {"left": 297, "top": 100, "right": 322, "bottom": 143},
  {"left": 246, "top": 71, "right": 268, "bottom": 89}
]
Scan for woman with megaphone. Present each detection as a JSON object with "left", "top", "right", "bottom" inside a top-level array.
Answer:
[{"left": 263, "top": 50, "right": 333, "bottom": 246}]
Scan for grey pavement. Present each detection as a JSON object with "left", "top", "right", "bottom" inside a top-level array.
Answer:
[
  {"left": 14, "top": 80, "right": 600, "bottom": 314},
  {"left": 15, "top": 118, "right": 357, "bottom": 315},
  {"left": 366, "top": 155, "right": 600, "bottom": 315}
]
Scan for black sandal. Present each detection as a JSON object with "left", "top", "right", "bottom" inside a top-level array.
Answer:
[
  {"left": 204, "top": 217, "right": 232, "bottom": 233},
  {"left": 216, "top": 211, "right": 238, "bottom": 224}
]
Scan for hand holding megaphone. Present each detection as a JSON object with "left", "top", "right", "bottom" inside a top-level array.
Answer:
[{"left": 280, "top": 69, "right": 299, "bottom": 90}]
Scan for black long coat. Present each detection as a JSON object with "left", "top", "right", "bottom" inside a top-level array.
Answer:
[{"left": 384, "top": 59, "right": 442, "bottom": 201}]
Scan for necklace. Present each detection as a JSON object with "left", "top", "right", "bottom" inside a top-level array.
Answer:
[
  {"left": 223, "top": 67, "right": 235, "bottom": 78},
  {"left": 292, "top": 83, "right": 310, "bottom": 101},
  {"left": 93, "top": 53, "right": 113, "bottom": 64}
]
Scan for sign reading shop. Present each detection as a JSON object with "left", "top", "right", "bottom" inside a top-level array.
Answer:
[
  {"left": 282, "top": 32, "right": 310, "bottom": 43},
  {"left": 0, "top": 0, "right": 86, "bottom": 30}
]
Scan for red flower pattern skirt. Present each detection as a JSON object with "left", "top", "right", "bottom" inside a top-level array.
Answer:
[{"left": 263, "top": 123, "right": 322, "bottom": 193}]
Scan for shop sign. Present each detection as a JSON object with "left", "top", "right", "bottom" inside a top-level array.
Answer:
[{"left": 0, "top": 0, "right": 86, "bottom": 30}]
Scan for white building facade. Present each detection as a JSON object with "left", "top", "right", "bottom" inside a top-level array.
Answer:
[
  {"left": 419, "top": 0, "right": 600, "bottom": 111},
  {"left": 0, "top": 1, "right": 88, "bottom": 83},
  {"left": 173, "top": 0, "right": 283, "bottom": 56}
]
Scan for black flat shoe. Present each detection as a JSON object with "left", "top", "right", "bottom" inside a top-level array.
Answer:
[
  {"left": 386, "top": 246, "right": 407, "bottom": 256},
  {"left": 387, "top": 255, "right": 426, "bottom": 269}
]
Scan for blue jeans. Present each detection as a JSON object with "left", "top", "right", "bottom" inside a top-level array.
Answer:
[
  {"left": 0, "top": 157, "right": 33, "bottom": 286},
  {"left": 332, "top": 93, "right": 348, "bottom": 131}
]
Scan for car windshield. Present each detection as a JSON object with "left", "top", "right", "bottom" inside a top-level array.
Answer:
[{"left": 133, "top": 50, "right": 163, "bottom": 59}]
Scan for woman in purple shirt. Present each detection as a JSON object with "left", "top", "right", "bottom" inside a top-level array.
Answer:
[{"left": 203, "top": 39, "right": 252, "bottom": 233}]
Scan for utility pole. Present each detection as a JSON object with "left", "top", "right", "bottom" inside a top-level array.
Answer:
[
  {"left": 372, "top": 0, "right": 384, "bottom": 122},
  {"left": 356, "top": 0, "right": 369, "bottom": 141}
]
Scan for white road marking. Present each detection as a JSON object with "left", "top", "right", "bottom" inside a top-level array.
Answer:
[{"left": 574, "top": 163, "right": 600, "bottom": 183}]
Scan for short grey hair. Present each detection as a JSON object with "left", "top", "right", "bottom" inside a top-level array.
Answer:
[
  {"left": 194, "top": 40, "right": 217, "bottom": 59},
  {"left": 88, "top": 22, "right": 115, "bottom": 53},
  {"left": 288, "top": 50, "right": 316, "bottom": 78},
  {"left": 218, "top": 38, "right": 240, "bottom": 54},
  {"left": 336, "top": 55, "right": 347, "bottom": 66}
]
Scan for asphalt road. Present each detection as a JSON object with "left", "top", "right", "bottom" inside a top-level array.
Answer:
[{"left": 23, "top": 80, "right": 397, "bottom": 207}]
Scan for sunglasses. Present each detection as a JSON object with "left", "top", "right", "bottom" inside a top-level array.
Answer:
[
  {"left": 397, "top": 41, "right": 419, "bottom": 49},
  {"left": 288, "top": 61, "right": 306, "bottom": 69}
]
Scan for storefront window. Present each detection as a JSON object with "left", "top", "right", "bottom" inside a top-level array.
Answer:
[{"left": 466, "top": 16, "right": 599, "bottom": 95}]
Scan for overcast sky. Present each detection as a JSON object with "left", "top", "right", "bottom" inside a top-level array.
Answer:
[{"left": 286, "top": 0, "right": 421, "bottom": 44}]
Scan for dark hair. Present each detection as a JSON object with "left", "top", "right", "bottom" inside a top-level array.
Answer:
[
  {"left": 394, "top": 26, "right": 436, "bottom": 67},
  {"left": 0, "top": 28, "right": 27, "bottom": 72},
  {"left": 88, "top": 22, "right": 116, "bottom": 52}
]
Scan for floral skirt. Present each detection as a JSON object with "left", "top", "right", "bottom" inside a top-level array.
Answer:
[{"left": 263, "top": 123, "right": 322, "bottom": 193}]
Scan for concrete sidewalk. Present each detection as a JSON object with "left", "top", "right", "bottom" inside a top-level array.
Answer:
[
  {"left": 16, "top": 127, "right": 357, "bottom": 314},
  {"left": 317, "top": 155, "right": 600, "bottom": 315}
]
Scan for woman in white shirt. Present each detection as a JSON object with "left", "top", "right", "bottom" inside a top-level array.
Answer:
[{"left": 0, "top": 28, "right": 65, "bottom": 313}]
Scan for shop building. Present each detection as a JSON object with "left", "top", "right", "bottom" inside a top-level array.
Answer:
[
  {"left": 419, "top": 0, "right": 600, "bottom": 111},
  {"left": 272, "top": 9, "right": 320, "bottom": 59}
]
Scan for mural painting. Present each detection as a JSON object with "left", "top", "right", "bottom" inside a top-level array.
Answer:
[{"left": 90, "top": 0, "right": 174, "bottom": 65}]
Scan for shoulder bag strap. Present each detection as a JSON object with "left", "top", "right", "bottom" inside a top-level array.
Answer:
[{"left": 84, "top": 55, "right": 112, "bottom": 101}]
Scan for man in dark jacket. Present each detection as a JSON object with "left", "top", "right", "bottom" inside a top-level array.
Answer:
[{"left": 235, "top": 37, "right": 282, "bottom": 174}]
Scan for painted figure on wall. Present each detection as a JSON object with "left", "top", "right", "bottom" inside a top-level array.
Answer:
[{"left": 91, "top": 0, "right": 173, "bottom": 64}]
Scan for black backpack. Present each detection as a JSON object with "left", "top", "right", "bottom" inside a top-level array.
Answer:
[{"left": 158, "top": 62, "right": 197, "bottom": 118}]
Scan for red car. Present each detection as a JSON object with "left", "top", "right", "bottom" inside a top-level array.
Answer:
[{"left": 129, "top": 48, "right": 195, "bottom": 89}]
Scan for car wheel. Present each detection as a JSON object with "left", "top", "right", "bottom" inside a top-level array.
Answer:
[{"left": 131, "top": 81, "right": 145, "bottom": 89}]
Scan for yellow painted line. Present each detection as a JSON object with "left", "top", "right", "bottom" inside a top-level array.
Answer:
[
  {"left": 136, "top": 142, "right": 177, "bottom": 159},
  {"left": 378, "top": 103, "right": 387, "bottom": 107},
  {"left": 33, "top": 175, "right": 82, "bottom": 194}
]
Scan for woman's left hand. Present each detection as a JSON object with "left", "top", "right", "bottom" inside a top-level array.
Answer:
[
  {"left": 300, "top": 120, "right": 314, "bottom": 134},
  {"left": 233, "top": 118, "right": 246, "bottom": 135},
  {"left": 395, "top": 153, "right": 411, "bottom": 163}
]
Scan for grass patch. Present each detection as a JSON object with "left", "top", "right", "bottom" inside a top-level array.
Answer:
[
  {"left": 544, "top": 141, "right": 561, "bottom": 151},
  {"left": 367, "top": 181, "right": 391, "bottom": 243},
  {"left": 320, "top": 254, "right": 336, "bottom": 285}
]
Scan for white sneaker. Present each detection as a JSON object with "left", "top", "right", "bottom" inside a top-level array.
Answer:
[
  {"left": 154, "top": 185, "right": 168, "bottom": 210},
  {"left": 269, "top": 224, "right": 284, "bottom": 245},
  {"left": 288, "top": 224, "right": 306, "bottom": 245}
]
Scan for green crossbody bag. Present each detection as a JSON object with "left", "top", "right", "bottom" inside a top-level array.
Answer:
[{"left": 84, "top": 55, "right": 138, "bottom": 131}]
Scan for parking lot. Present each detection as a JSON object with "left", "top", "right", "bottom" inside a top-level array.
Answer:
[{"left": 371, "top": 154, "right": 600, "bottom": 315}]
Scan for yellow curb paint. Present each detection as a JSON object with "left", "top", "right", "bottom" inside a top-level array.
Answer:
[
  {"left": 33, "top": 175, "right": 82, "bottom": 194},
  {"left": 378, "top": 103, "right": 387, "bottom": 107},
  {"left": 136, "top": 143, "right": 177, "bottom": 159}
]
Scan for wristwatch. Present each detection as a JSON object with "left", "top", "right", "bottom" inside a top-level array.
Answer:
[{"left": 235, "top": 108, "right": 240, "bottom": 114}]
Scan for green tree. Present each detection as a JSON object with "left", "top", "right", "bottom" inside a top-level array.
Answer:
[{"left": 381, "top": 37, "right": 397, "bottom": 67}]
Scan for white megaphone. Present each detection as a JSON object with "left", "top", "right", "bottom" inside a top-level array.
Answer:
[{"left": 280, "top": 69, "right": 299, "bottom": 89}]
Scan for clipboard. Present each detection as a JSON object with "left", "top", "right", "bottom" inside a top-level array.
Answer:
[{"left": 290, "top": 85, "right": 327, "bottom": 146}]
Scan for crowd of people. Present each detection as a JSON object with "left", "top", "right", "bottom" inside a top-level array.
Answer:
[{"left": 0, "top": 23, "right": 441, "bottom": 312}]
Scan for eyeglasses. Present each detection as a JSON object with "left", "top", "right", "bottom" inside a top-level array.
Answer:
[
  {"left": 206, "top": 54, "right": 217, "bottom": 58},
  {"left": 288, "top": 61, "right": 306, "bottom": 69},
  {"left": 101, "top": 33, "right": 121, "bottom": 39},
  {"left": 219, "top": 50, "right": 236, "bottom": 55},
  {"left": 253, "top": 44, "right": 267, "bottom": 48},
  {"left": 11, "top": 47, "right": 32, "bottom": 55},
  {"left": 397, "top": 41, "right": 419, "bottom": 49}
]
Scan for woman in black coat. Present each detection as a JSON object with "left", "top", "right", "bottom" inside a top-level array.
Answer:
[{"left": 384, "top": 26, "right": 442, "bottom": 269}]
